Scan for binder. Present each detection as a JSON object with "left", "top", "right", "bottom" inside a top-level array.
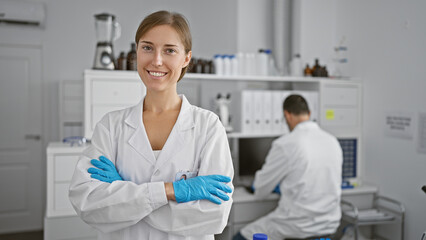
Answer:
[
  {"left": 261, "top": 91, "right": 273, "bottom": 132},
  {"left": 252, "top": 91, "right": 263, "bottom": 132}
]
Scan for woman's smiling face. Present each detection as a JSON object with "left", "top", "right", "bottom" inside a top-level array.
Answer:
[{"left": 137, "top": 24, "right": 191, "bottom": 92}]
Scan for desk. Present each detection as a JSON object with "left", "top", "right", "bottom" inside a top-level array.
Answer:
[{"left": 216, "top": 185, "right": 378, "bottom": 240}]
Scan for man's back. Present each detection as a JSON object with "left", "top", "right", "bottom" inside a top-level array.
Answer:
[
  {"left": 247, "top": 121, "right": 343, "bottom": 239},
  {"left": 277, "top": 121, "right": 342, "bottom": 217}
]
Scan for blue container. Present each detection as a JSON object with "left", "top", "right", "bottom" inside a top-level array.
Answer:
[{"left": 253, "top": 233, "right": 267, "bottom": 240}]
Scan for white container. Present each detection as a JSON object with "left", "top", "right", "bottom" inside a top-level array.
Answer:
[
  {"left": 246, "top": 53, "right": 256, "bottom": 76},
  {"left": 237, "top": 52, "right": 246, "bottom": 76},
  {"left": 223, "top": 55, "right": 232, "bottom": 76},
  {"left": 258, "top": 49, "right": 268, "bottom": 76},
  {"left": 230, "top": 55, "right": 239, "bottom": 76},
  {"left": 289, "top": 54, "right": 302, "bottom": 76},
  {"left": 214, "top": 54, "right": 223, "bottom": 75}
]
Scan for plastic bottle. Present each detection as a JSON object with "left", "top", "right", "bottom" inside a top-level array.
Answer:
[
  {"left": 253, "top": 233, "right": 268, "bottom": 240},
  {"left": 230, "top": 55, "right": 239, "bottom": 76},
  {"left": 126, "top": 43, "right": 137, "bottom": 71},
  {"left": 213, "top": 54, "right": 223, "bottom": 75},
  {"left": 237, "top": 52, "right": 246, "bottom": 75},
  {"left": 223, "top": 55, "right": 231, "bottom": 76},
  {"left": 258, "top": 49, "right": 268, "bottom": 76},
  {"left": 289, "top": 53, "right": 302, "bottom": 76},
  {"left": 246, "top": 53, "right": 256, "bottom": 76},
  {"left": 264, "top": 49, "right": 277, "bottom": 76}
]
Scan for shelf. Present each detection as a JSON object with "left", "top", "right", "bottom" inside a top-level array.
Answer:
[
  {"left": 83, "top": 69, "right": 359, "bottom": 82},
  {"left": 184, "top": 73, "right": 359, "bottom": 82},
  {"left": 227, "top": 132, "right": 284, "bottom": 138}
]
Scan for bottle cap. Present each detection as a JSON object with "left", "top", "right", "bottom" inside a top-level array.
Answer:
[
  {"left": 264, "top": 49, "right": 272, "bottom": 54},
  {"left": 253, "top": 233, "right": 268, "bottom": 240},
  {"left": 214, "top": 54, "right": 221, "bottom": 58}
]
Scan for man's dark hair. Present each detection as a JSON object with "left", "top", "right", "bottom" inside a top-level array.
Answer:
[{"left": 283, "top": 94, "right": 310, "bottom": 115}]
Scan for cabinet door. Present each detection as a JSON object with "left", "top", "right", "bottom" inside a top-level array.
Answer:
[
  {"left": 54, "top": 155, "right": 80, "bottom": 182},
  {"left": 232, "top": 200, "right": 278, "bottom": 223}
]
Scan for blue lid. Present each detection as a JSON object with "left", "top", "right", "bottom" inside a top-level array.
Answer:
[
  {"left": 214, "top": 54, "right": 221, "bottom": 58},
  {"left": 253, "top": 233, "right": 268, "bottom": 240},
  {"left": 230, "top": 55, "right": 236, "bottom": 58},
  {"left": 264, "top": 49, "right": 272, "bottom": 54}
]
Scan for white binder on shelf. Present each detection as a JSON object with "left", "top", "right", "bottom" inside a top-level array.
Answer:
[
  {"left": 261, "top": 91, "right": 273, "bottom": 133},
  {"left": 232, "top": 90, "right": 255, "bottom": 133},
  {"left": 252, "top": 91, "right": 263, "bottom": 133}
]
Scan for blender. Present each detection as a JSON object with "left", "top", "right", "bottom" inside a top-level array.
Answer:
[{"left": 93, "top": 13, "right": 121, "bottom": 70}]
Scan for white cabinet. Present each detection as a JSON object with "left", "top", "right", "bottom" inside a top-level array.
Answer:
[
  {"left": 45, "top": 142, "right": 97, "bottom": 240},
  {"left": 84, "top": 70, "right": 146, "bottom": 139}
]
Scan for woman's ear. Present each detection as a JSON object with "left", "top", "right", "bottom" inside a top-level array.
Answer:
[{"left": 183, "top": 51, "right": 192, "bottom": 68}]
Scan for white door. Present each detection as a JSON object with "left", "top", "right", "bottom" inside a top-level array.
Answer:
[{"left": 0, "top": 45, "right": 43, "bottom": 233}]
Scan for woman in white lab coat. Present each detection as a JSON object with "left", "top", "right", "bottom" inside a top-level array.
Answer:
[{"left": 69, "top": 10, "right": 234, "bottom": 240}]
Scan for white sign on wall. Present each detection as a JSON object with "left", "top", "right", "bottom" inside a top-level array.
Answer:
[{"left": 384, "top": 111, "right": 414, "bottom": 139}]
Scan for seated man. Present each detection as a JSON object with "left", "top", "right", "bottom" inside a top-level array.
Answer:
[{"left": 234, "top": 94, "right": 343, "bottom": 240}]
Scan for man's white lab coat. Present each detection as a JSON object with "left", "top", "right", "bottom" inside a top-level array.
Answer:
[
  {"left": 69, "top": 95, "right": 234, "bottom": 240},
  {"left": 241, "top": 121, "right": 342, "bottom": 240}
]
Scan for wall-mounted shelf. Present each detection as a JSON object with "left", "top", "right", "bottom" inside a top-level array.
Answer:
[{"left": 184, "top": 73, "right": 359, "bottom": 82}]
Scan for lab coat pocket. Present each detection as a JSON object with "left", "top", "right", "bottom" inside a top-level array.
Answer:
[{"left": 175, "top": 171, "right": 198, "bottom": 181}]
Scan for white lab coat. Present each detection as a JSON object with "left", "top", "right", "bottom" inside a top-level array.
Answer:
[
  {"left": 241, "top": 121, "right": 342, "bottom": 240},
  {"left": 69, "top": 95, "right": 234, "bottom": 240}
]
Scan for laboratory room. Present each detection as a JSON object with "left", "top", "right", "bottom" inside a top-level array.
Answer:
[{"left": 1, "top": 0, "right": 426, "bottom": 239}]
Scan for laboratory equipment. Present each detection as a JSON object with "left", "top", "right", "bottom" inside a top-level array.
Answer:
[
  {"left": 216, "top": 93, "right": 233, "bottom": 132},
  {"left": 173, "top": 175, "right": 232, "bottom": 204},
  {"left": 93, "top": 13, "right": 121, "bottom": 70},
  {"left": 88, "top": 156, "right": 123, "bottom": 183},
  {"left": 62, "top": 136, "right": 87, "bottom": 147}
]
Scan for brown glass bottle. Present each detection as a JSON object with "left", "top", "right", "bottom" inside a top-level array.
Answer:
[
  {"left": 127, "top": 43, "right": 137, "bottom": 71},
  {"left": 312, "top": 59, "right": 321, "bottom": 77},
  {"left": 116, "top": 52, "right": 126, "bottom": 70},
  {"left": 304, "top": 64, "right": 312, "bottom": 76}
]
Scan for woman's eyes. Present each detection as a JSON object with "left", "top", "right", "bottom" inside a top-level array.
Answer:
[
  {"left": 165, "top": 48, "right": 177, "bottom": 54},
  {"left": 141, "top": 45, "right": 152, "bottom": 51},
  {"left": 140, "top": 45, "right": 177, "bottom": 54}
]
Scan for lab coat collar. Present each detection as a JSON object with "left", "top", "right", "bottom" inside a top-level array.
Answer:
[
  {"left": 125, "top": 94, "right": 194, "bottom": 166},
  {"left": 293, "top": 120, "right": 318, "bottom": 131}
]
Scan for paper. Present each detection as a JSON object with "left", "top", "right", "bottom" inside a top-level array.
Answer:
[
  {"left": 326, "top": 109, "right": 335, "bottom": 120},
  {"left": 384, "top": 111, "right": 414, "bottom": 139}
]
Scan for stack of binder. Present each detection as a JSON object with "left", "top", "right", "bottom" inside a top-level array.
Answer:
[{"left": 230, "top": 90, "right": 318, "bottom": 134}]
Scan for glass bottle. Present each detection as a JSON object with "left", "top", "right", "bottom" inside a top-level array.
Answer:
[
  {"left": 116, "top": 52, "right": 126, "bottom": 70},
  {"left": 126, "top": 43, "right": 137, "bottom": 71},
  {"left": 304, "top": 64, "right": 312, "bottom": 76}
]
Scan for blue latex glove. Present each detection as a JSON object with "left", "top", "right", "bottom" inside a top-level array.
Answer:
[
  {"left": 88, "top": 156, "right": 123, "bottom": 183},
  {"left": 273, "top": 184, "right": 281, "bottom": 194},
  {"left": 173, "top": 175, "right": 232, "bottom": 205}
]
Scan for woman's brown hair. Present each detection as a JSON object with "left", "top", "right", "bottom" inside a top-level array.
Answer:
[{"left": 135, "top": 10, "right": 192, "bottom": 81}]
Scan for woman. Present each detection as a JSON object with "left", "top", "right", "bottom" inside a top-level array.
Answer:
[{"left": 69, "top": 10, "right": 234, "bottom": 240}]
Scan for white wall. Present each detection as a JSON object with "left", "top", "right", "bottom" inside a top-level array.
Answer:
[
  {"left": 0, "top": 0, "right": 240, "bottom": 144},
  {"left": 335, "top": 1, "right": 426, "bottom": 238},
  {"left": 296, "top": 0, "right": 426, "bottom": 238}
]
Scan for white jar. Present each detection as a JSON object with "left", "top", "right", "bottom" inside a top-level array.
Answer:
[
  {"left": 214, "top": 54, "right": 223, "bottom": 75},
  {"left": 223, "top": 55, "right": 231, "bottom": 76},
  {"left": 230, "top": 55, "right": 239, "bottom": 76}
]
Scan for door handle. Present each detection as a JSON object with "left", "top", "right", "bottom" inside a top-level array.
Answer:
[{"left": 25, "top": 134, "right": 41, "bottom": 141}]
